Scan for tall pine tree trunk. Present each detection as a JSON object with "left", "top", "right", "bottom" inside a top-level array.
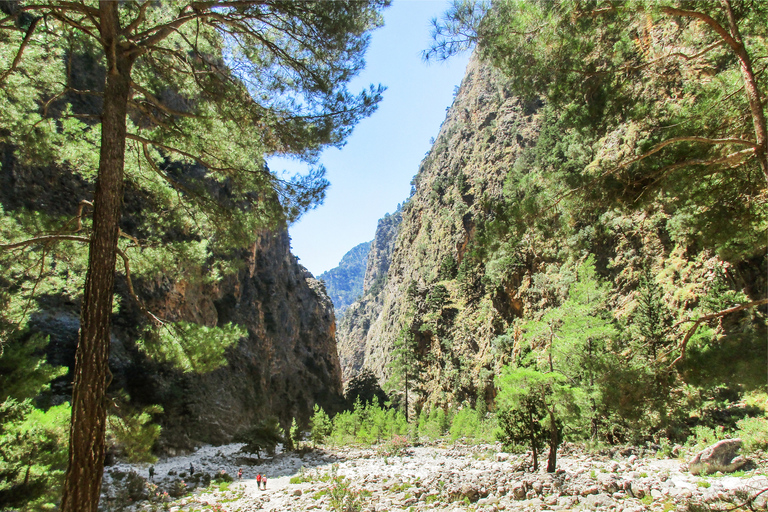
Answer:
[
  {"left": 721, "top": 0, "right": 768, "bottom": 181},
  {"left": 60, "top": 3, "right": 134, "bottom": 511}
]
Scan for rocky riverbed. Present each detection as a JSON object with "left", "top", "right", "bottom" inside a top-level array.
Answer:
[{"left": 102, "top": 442, "right": 768, "bottom": 511}]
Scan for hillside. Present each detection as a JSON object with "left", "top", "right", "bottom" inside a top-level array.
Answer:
[
  {"left": 318, "top": 241, "right": 371, "bottom": 317},
  {"left": 337, "top": 47, "right": 766, "bottom": 426}
]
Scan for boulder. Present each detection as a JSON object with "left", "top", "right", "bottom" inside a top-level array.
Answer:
[{"left": 689, "top": 439, "right": 748, "bottom": 476}]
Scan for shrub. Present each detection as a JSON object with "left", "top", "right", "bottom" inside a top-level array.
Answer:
[
  {"left": 234, "top": 416, "right": 284, "bottom": 456},
  {"left": 735, "top": 416, "right": 768, "bottom": 453}
]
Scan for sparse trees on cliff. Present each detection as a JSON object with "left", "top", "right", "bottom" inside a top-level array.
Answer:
[
  {"left": 0, "top": 1, "right": 387, "bottom": 510},
  {"left": 428, "top": 0, "right": 767, "bottom": 260}
]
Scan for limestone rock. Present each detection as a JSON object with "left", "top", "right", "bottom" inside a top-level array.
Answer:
[{"left": 689, "top": 439, "right": 748, "bottom": 476}]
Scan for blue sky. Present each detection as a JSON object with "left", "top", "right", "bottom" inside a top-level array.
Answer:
[{"left": 269, "top": 0, "right": 471, "bottom": 276}]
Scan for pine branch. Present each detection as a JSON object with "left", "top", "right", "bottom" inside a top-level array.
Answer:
[
  {"left": 546, "top": 137, "right": 758, "bottom": 213},
  {"left": 0, "top": 234, "right": 90, "bottom": 250}
]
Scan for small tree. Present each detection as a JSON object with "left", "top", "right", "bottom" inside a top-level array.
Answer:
[
  {"left": 495, "top": 366, "right": 577, "bottom": 472},
  {"left": 234, "top": 416, "right": 284, "bottom": 458},
  {"left": 386, "top": 326, "right": 421, "bottom": 422},
  {"left": 310, "top": 405, "right": 332, "bottom": 446}
]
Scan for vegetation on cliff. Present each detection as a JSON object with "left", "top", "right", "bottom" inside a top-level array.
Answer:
[
  {"left": 334, "top": 0, "right": 767, "bottom": 472},
  {"left": 319, "top": 241, "right": 371, "bottom": 317}
]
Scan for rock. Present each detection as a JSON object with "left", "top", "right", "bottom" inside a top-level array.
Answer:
[
  {"left": 689, "top": 439, "right": 748, "bottom": 476},
  {"left": 580, "top": 485, "right": 599, "bottom": 496},
  {"left": 581, "top": 494, "right": 616, "bottom": 509},
  {"left": 292, "top": 489, "right": 302, "bottom": 497},
  {"left": 511, "top": 481, "right": 527, "bottom": 500}
]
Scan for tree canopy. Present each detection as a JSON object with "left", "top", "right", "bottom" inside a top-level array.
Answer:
[{"left": 0, "top": 1, "right": 388, "bottom": 510}]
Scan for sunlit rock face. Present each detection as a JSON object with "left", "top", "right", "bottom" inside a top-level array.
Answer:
[{"left": 335, "top": 54, "right": 537, "bottom": 398}]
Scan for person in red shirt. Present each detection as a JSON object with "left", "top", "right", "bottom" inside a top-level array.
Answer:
[{"left": 256, "top": 473, "right": 262, "bottom": 490}]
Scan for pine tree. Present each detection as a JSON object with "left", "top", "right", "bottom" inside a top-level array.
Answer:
[
  {"left": 387, "top": 326, "right": 421, "bottom": 422},
  {"left": 0, "top": 2, "right": 388, "bottom": 510}
]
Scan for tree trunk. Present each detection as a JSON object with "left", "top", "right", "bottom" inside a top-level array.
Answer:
[
  {"left": 60, "top": 3, "right": 134, "bottom": 511},
  {"left": 721, "top": 0, "right": 768, "bottom": 182},
  {"left": 546, "top": 409, "right": 558, "bottom": 473},
  {"left": 528, "top": 407, "right": 538, "bottom": 472}
]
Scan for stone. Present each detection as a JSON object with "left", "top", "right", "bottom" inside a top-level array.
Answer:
[
  {"left": 511, "top": 482, "right": 527, "bottom": 500},
  {"left": 689, "top": 439, "right": 748, "bottom": 476},
  {"left": 581, "top": 494, "right": 616, "bottom": 509},
  {"left": 292, "top": 489, "right": 302, "bottom": 497}
]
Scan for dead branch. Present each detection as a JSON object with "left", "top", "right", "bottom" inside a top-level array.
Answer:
[
  {"left": 0, "top": 234, "right": 90, "bottom": 250},
  {"left": 668, "top": 298, "right": 768, "bottom": 368},
  {"left": 0, "top": 16, "right": 41, "bottom": 84},
  {"left": 115, "top": 247, "right": 165, "bottom": 327}
]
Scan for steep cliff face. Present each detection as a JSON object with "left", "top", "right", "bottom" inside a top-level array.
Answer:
[
  {"left": 362, "top": 209, "right": 402, "bottom": 295},
  {"left": 337, "top": 53, "right": 767, "bottom": 411},
  {"left": 1, "top": 145, "right": 344, "bottom": 450},
  {"left": 335, "top": 209, "right": 401, "bottom": 381},
  {"left": 354, "top": 55, "right": 532, "bottom": 395},
  {"left": 319, "top": 241, "right": 371, "bottom": 317},
  {"left": 113, "top": 230, "right": 344, "bottom": 449}
]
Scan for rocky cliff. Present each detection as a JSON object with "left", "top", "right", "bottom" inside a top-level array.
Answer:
[
  {"left": 1, "top": 145, "right": 344, "bottom": 451},
  {"left": 336, "top": 55, "right": 531, "bottom": 395},
  {"left": 318, "top": 241, "right": 371, "bottom": 317},
  {"left": 336, "top": 208, "right": 402, "bottom": 381},
  {"left": 335, "top": 53, "right": 767, "bottom": 411}
]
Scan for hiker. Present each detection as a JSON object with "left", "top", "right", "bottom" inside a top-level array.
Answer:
[
  {"left": 189, "top": 463, "right": 194, "bottom": 476},
  {"left": 148, "top": 466, "right": 154, "bottom": 482},
  {"left": 262, "top": 474, "right": 267, "bottom": 490},
  {"left": 256, "top": 473, "right": 262, "bottom": 490},
  {"left": 238, "top": 468, "right": 243, "bottom": 480}
]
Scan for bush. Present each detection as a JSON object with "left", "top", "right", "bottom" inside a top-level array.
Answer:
[
  {"left": 735, "top": 416, "right": 768, "bottom": 453},
  {"left": 234, "top": 416, "right": 284, "bottom": 456},
  {"left": 450, "top": 407, "right": 497, "bottom": 443}
]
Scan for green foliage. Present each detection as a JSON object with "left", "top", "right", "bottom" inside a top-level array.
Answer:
[
  {"left": 289, "top": 417, "right": 302, "bottom": 451},
  {"left": 449, "top": 407, "right": 497, "bottom": 443},
  {"left": 310, "top": 405, "right": 333, "bottom": 446},
  {"left": 0, "top": 399, "right": 70, "bottom": 511},
  {"left": 438, "top": 254, "right": 458, "bottom": 280},
  {"left": 735, "top": 416, "right": 768, "bottom": 453},
  {"left": 344, "top": 369, "right": 389, "bottom": 408},
  {"left": 234, "top": 416, "right": 284, "bottom": 457},
  {"left": 416, "top": 407, "right": 450, "bottom": 440},
  {"left": 327, "top": 396, "right": 409, "bottom": 447},
  {"left": 386, "top": 326, "right": 422, "bottom": 422},
  {"left": 325, "top": 465, "right": 369, "bottom": 512},
  {"left": 495, "top": 366, "right": 576, "bottom": 471},
  {"left": 432, "top": 0, "right": 768, "bottom": 260},
  {"left": 0, "top": 333, "right": 67, "bottom": 403},
  {"left": 136, "top": 321, "right": 246, "bottom": 374},
  {"left": 106, "top": 396, "right": 163, "bottom": 464}
]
